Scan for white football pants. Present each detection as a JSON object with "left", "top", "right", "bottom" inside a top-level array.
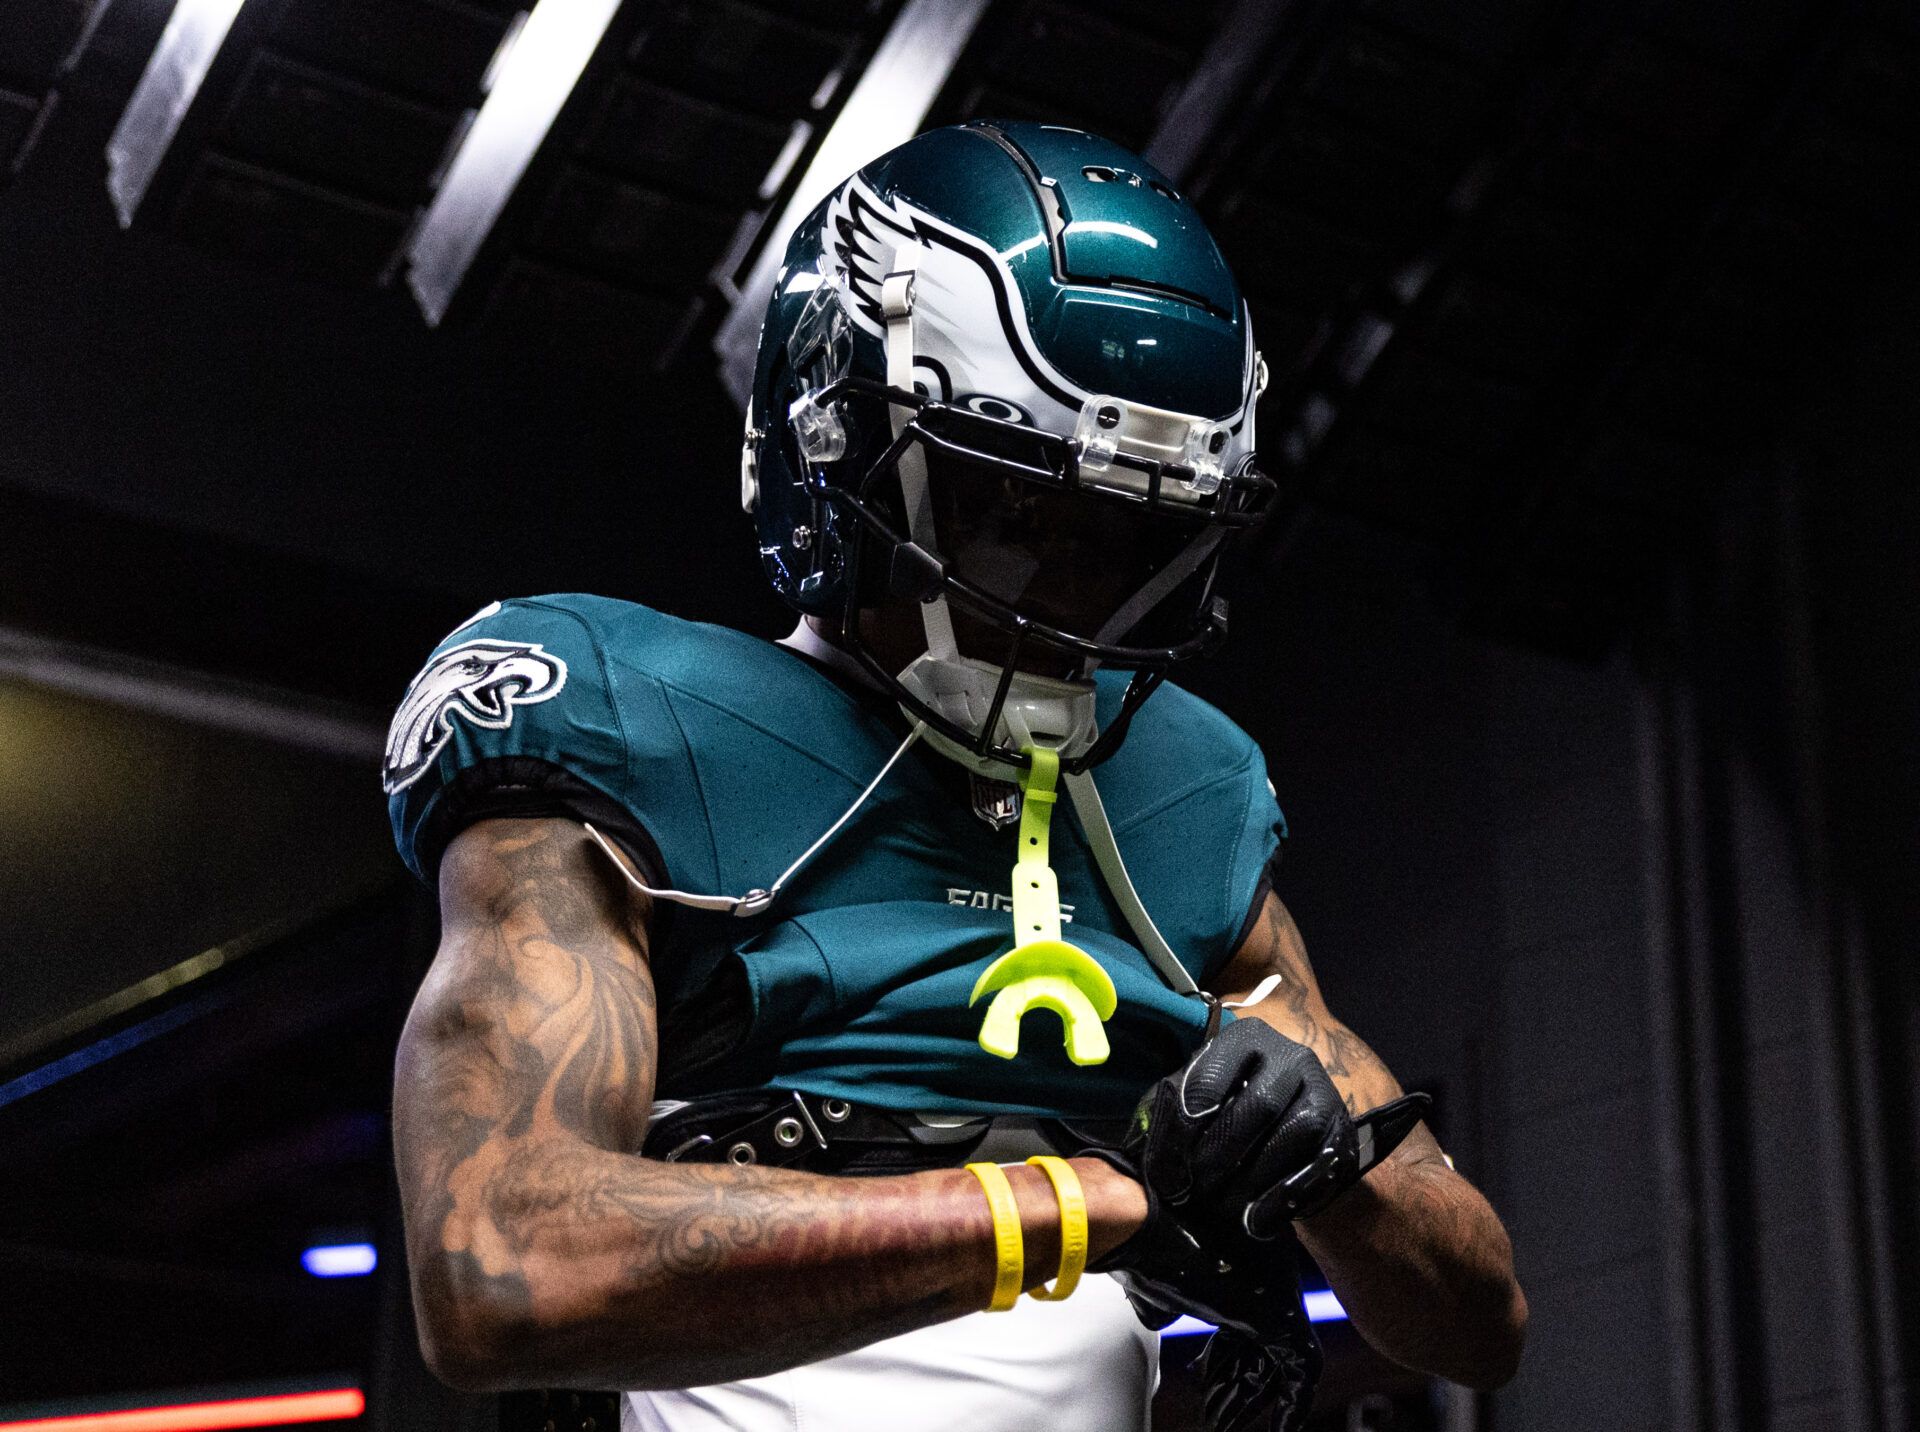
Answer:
[{"left": 622, "top": 1271, "right": 1158, "bottom": 1431}]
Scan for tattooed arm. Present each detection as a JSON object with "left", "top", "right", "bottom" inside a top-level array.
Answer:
[
  {"left": 1211, "top": 894, "right": 1527, "bottom": 1389},
  {"left": 393, "top": 816, "right": 1147, "bottom": 1392}
]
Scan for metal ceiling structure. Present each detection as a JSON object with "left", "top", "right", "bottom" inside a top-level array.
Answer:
[
  {"left": 6, "top": 0, "right": 1910, "bottom": 659},
  {"left": 0, "top": 2, "right": 107, "bottom": 183}
]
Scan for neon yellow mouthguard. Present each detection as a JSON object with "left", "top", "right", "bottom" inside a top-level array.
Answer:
[{"left": 969, "top": 746, "right": 1117, "bottom": 1065}]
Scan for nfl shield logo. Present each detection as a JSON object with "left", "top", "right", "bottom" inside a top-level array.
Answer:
[{"left": 969, "top": 772, "right": 1022, "bottom": 831}]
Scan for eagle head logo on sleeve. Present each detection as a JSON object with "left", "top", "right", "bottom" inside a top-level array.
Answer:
[{"left": 382, "top": 638, "right": 569, "bottom": 794}]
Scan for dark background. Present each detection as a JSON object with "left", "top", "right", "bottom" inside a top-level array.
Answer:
[{"left": 2, "top": 1, "right": 1917, "bottom": 1429}]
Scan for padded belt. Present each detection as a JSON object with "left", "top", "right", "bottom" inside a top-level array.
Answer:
[{"left": 642, "top": 1088, "right": 1129, "bottom": 1176}]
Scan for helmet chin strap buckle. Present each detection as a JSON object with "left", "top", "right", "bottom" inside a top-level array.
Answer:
[
  {"left": 788, "top": 389, "right": 848, "bottom": 463},
  {"left": 1071, "top": 392, "right": 1229, "bottom": 497}
]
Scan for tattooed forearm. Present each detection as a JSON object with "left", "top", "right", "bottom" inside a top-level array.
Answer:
[
  {"left": 1209, "top": 892, "right": 1526, "bottom": 1388},
  {"left": 394, "top": 818, "right": 1143, "bottom": 1392},
  {"left": 1230, "top": 897, "right": 1403, "bottom": 1115},
  {"left": 1297, "top": 1152, "right": 1527, "bottom": 1389}
]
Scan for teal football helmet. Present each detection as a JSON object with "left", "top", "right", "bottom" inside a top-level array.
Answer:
[{"left": 742, "top": 121, "right": 1272, "bottom": 773}]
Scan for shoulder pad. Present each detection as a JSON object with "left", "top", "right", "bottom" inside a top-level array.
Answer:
[
  {"left": 385, "top": 596, "right": 631, "bottom": 881},
  {"left": 384, "top": 599, "right": 580, "bottom": 796},
  {"left": 1090, "top": 674, "right": 1285, "bottom": 982}
]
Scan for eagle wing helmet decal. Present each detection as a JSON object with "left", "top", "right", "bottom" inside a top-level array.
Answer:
[
  {"left": 817, "top": 174, "right": 1094, "bottom": 420},
  {"left": 382, "top": 637, "right": 568, "bottom": 794},
  {"left": 822, "top": 178, "right": 917, "bottom": 338}
]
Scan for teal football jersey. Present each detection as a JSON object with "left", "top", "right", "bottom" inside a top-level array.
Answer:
[{"left": 385, "top": 595, "right": 1284, "bottom": 1118}]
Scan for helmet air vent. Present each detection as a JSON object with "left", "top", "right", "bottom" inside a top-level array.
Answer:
[{"left": 1080, "top": 164, "right": 1179, "bottom": 204}]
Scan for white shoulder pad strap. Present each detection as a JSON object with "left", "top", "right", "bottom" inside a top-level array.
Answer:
[
  {"left": 1062, "top": 769, "right": 1200, "bottom": 995},
  {"left": 581, "top": 723, "right": 926, "bottom": 920}
]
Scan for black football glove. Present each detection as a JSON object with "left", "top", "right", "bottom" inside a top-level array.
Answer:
[
  {"left": 1145, "top": 1014, "right": 1359, "bottom": 1234},
  {"left": 1093, "top": 1202, "right": 1324, "bottom": 1432},
  {"left": 1088, "top": 1017, "right": 1433, "bottom": 1431},
  {"left": 1195, "top": 1326, "right": 1322, "bottom": 1432}
]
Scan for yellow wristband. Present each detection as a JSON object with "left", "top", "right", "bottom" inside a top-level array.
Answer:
[
  {"left": 1023, "top": 1156, "right": 1088, "bottom": 1302},
  {"left": 964, "top": 1162, "right": 1024, "bottom": 1312}
]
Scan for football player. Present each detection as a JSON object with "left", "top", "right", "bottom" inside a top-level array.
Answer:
[{"left": 385, "top": 123, "right": 1525, "bottom": 1431}]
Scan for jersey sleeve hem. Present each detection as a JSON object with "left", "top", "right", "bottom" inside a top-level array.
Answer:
[{"left": 409, "top": 754, "right": 669, "bottom": 891}]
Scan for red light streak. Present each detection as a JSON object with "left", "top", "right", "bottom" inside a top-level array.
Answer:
[{"left": 0, "top": 1388, "right": 364, "bottom": 1432}]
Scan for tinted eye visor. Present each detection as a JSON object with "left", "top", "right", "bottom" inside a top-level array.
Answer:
[
  {"left": 925, "top": 442, "right": 1209, "bottom": 649},
  {"left": 810, "top": 377, "right": 1273, "bottom": 665},
  {"left": 796, "top": 380, "right": 1274, "bottom": 772}
]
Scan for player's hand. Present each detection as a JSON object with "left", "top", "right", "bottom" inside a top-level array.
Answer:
[
  {"left": 1086, "top": 1019, "right": 1356, "bottom": 1314},
  {"left": 1084, "top": 1019, "right": 1411, "bottom": 1431},
  {"left": 1085, "top": 1182, "right": 1322, "bottom": 1432},
  {"left": 1141, "top": 1015, "right": 1360, "bottom": 1234},
  {"left": 1193, "top": 1327, "right": 1321, "bottom": 1432}
]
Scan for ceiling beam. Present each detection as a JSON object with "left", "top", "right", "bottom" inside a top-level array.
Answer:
[
  {"left": 1144, "top": 0, "right": 1315, "bottom": 186},
  {"left": 104, "top": 0, "right": 251, "bottom": 225},
  {"left": 712, "top": 0, "right": 992, "bottom": 406},
  {"left": 0, "top": 625, "right": 384, "bottom": 762},
  {"left": 405, "top": 0, "right": 620, "bottom": 325}
]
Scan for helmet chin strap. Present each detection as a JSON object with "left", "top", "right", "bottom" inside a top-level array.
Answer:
[
  {"left": 880, "top": 250, "right": 958, "bottom": 666},
  {"left": 879, "top": 245, "right": 1105, "bottom": 779},
  {"left": 1059, "top": 766, "right": 1198, "bottom": 996},
  {"left": 896, "top": 653, "right": 1099, "bottom": 777}
]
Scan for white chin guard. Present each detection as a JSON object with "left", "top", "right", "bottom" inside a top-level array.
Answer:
[{"left": 897, "top": 653, "right": 1099, "bottom": 776}]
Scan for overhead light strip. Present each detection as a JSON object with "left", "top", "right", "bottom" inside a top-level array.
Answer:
[
  {"left": 60, "top": 1, "right": 122, "bottom": 79},
  {"left": 0, "top": 991, "right": 226, "bottom": 1112},
  {"left": 105, "top": 0, "right": 251, "bottom": 226},
  {"left": 0, "top": 878, "right": 385, "bottom": 1087},
  {"left": 406, "top": 0, "right": 623, "bottom": 326},
  {"left": 713, "top": 0, "right": 993, "bottom": 403},
  {"left": 0, "top": 1388, "right": 363, "bottom": 1432}
]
